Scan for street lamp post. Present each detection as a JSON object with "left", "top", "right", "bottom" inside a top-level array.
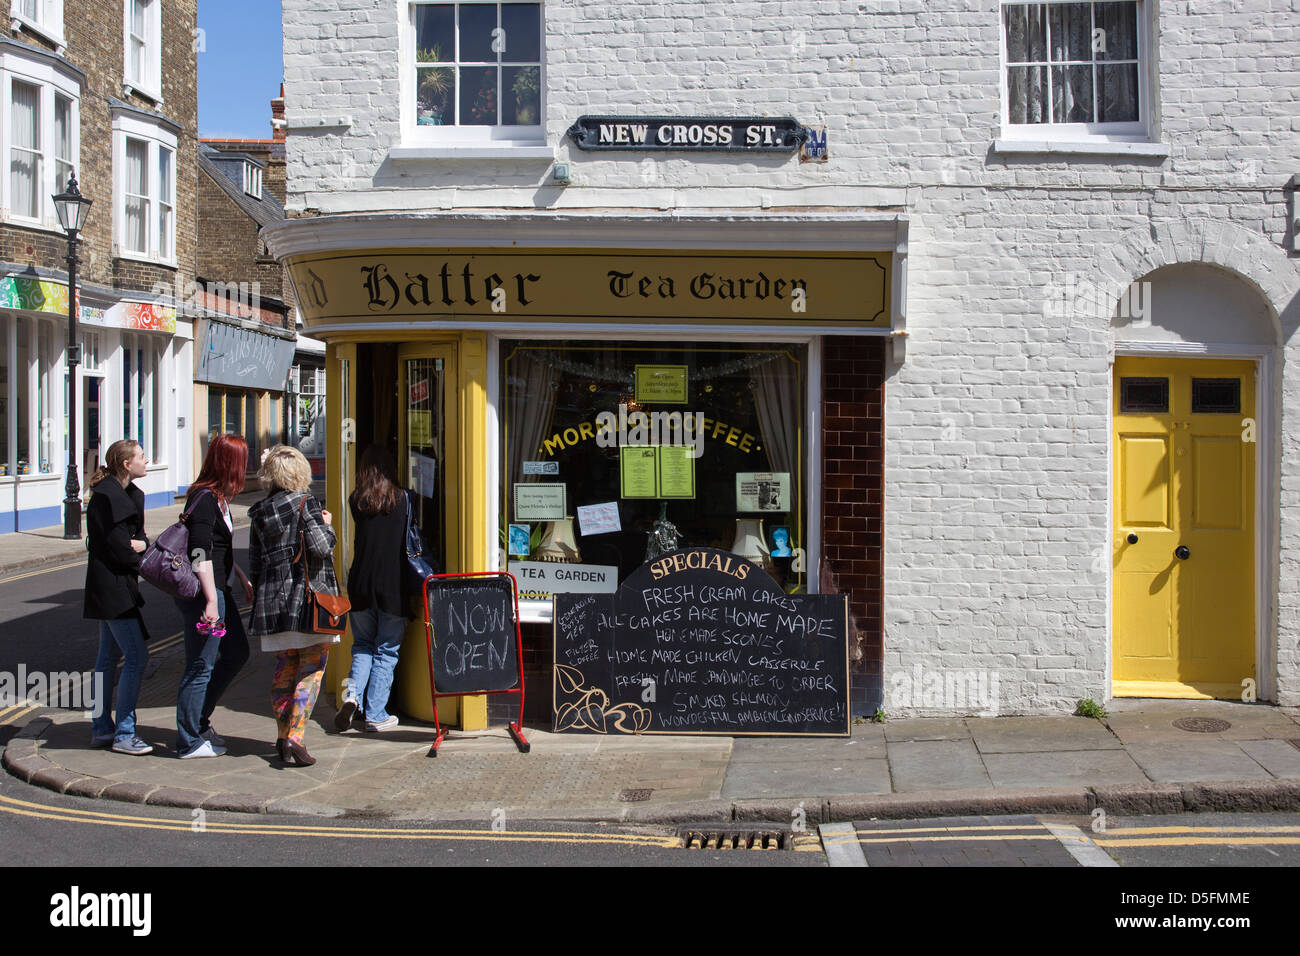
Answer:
[{"left": 53, "top": 173, "right": 92, "bottom": 539}]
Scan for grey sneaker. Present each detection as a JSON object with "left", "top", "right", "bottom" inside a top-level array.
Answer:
[
  {"left": 111, "top": 735, "right": 153, "bottom": 756},
  {"left": 364, "top": 715, "right": 399, "bottom": 732},
  {"left": 201, "top": 727, "right": 226, "bottom": 747}
]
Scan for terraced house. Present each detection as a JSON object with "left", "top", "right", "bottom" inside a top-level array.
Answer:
[
  {"left": 0, "top": 0, "right": 199, "bottom": 530},
  {"left": 269, "top": 0, "right": 1300, "bottom": 727}
]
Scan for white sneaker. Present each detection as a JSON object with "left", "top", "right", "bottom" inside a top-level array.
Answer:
[
  {"left": 180, "top": 740, "right": 226, "bottom": 759},
  {"left": 201, "top": 727, "right": 226, "bottom": 747},
  {"left": 364, "top": 715, "right": 399, "bottom": 732}
]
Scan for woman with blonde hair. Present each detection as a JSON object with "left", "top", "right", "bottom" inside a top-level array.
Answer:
[
  {"left": 248, "top": 445, "right": 339, "bottom": 766},
  {"left": 84, "top": 439, "right": 152, "bottom": 754}
]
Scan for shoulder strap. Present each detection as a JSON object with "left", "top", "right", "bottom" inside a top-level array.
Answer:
[
  {"left": 180, "top": 487, "right": 214, "bottom": 522},
  {"left": 292, "top": 494, "right": 309, "bottom": 566}
]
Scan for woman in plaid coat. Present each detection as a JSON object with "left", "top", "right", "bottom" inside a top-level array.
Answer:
[{"left": 248, "top": 445, "right": 339, "bottom": 766}]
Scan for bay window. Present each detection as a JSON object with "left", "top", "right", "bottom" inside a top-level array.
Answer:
[
  {"left": 0, "top": 48, "right": 81, "bottom": 227},
  {"left": 112, "top": 108, "right": 177, "bottom": 263}
]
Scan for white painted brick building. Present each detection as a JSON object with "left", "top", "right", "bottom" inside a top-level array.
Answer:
[{"left": 269, "top": 0, "right": 1300, "bottom": 724}]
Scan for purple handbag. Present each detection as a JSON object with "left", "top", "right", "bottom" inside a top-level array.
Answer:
[{"left": 139, "top": 489, "right": 212, "bottom": 599}]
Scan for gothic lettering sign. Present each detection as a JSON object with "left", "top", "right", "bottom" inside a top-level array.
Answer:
[
  {"left": 566, "top": 115, "right": 806, "bottom": 152},
  {"left": 288, "top": 250, "right": 890, "bottom": 330}
]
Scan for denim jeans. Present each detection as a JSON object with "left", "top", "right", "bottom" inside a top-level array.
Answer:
[
  {"left": 174, "top": 588, "right": 250, "bottom": 755},
  {"left": 346, "top": 608, "right": 405, "bottom": 723},
  {"left": 90, "top": 616, "right": 149, "bottom": 742}
]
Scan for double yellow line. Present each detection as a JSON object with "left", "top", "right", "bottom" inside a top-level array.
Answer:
[
  {"left": 822, "top": 820, "right": 1300, "bottom": 850},
  {"left": 0, "top": 792, "right": 682, "bottom": 846}
]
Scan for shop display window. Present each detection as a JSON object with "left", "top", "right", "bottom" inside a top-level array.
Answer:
[{"left": 500, "top": 341, "right": 808, "bottom": 595}]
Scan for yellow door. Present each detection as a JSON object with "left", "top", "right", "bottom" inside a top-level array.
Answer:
[{"left": 1112, "top": 357, "right": 1255, "bottom": 698}]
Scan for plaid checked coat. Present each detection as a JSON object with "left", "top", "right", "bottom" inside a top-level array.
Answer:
[{"left": 247, "top": 490, "right": 339, "bottom": 637}]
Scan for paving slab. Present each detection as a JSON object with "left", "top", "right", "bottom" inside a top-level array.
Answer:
[
  {"left": 730, "top": 724, "right": 885, "bottom": 761},
  {"left": 969, "top": 716, "right": 1122, "bottom": 753},
  {"left": 882, "top": 717, "right": 970, "bottom": 742},
  {"left": 1104, "top": 701, "right": 1300, "bottom": 743},
  {"left": 721, "top": 758, "right": 891, "bottom": 798},
  {"left": 1125, "top": 740, "right": 1276, "bottom": 782},
  {"left": 888, "top": 739, "right": 991, "bottom": 791},
  {"left": 982, "top": 749, "right": 1149, "bottom": 788},
  {"left": 1236, "top": 739, "right": 1300, "bottom": 779}
]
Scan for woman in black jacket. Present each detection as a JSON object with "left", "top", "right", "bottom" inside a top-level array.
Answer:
[{"left": 84, "top": 439, "right": 153, "bottom": 755}]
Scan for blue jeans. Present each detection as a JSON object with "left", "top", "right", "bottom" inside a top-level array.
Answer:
[
  {"left": 347, "top": 608, "right": 405, "bottom": 723},
  {"left": 174, "top": 588, "right": 250, "bottom": 755},
  {"left": 91, "top": 617, "right": 149, "bottom": 741}
]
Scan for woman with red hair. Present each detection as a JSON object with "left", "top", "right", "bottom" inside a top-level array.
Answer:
[{"left": 173, "top": 433, "right": 252, "bottom": 758}]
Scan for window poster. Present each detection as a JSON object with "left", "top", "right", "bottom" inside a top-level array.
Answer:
[
  {"left": 619, "top": 447, "right": 659, "bottom": 498},
  {"left": 514, "top": 482, "right": 567, "bottom": 521},
  {"left": 634, "top": 364, "right": 689, "bottom": 404},
  {"left": 410, "top": 453, "right": 438, "bottom": 499},
  {"left": 507, "top": 523, "right": 532, "bottom": 556},
  {"left": 577, "top": 502, "right": 622, "bottom": 536},
  {"left": 408, "top": 410, "right": 433, "bottom": 447},
  {"left": 736, "top": 472, "right": 790, "bottom": 512},
  {"left": 657, "top": 445, "right": 696, "bottom": 499}
]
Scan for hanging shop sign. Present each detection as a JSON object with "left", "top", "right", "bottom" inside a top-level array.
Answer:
[
  {"left": 289, "top": 249, "right": 889, "bottom": 329},
  {"left": 566, "top": 116, "right": 806, "bottom": 152},
  {"left": 196, "top": 318, "right": 296, "bottom": 390}
]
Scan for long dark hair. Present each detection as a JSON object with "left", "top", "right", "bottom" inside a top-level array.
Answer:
[
  {"left": 191, "top": 433, "right": 249, "bottom": 504},
  {"left": 354, "top": 445, "right": 403, "bottom": 515}
]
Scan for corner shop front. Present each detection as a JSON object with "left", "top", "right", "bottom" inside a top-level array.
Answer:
[{"left": 268, "top": 214, "right": 903, "bottom": 729}]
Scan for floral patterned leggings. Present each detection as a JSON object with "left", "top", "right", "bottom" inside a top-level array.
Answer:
[{"left": 271, "top": 645, "right": 331, "bottom": 745}]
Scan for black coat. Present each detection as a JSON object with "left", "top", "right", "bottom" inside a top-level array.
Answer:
[{"left": 83, "top": 478, "right": 150, "bottom": 625}]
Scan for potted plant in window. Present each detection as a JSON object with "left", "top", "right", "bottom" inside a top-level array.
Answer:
[
  {"left": 511, "top": 67, "right": 539, "bottom": 125},
  {"left": 416, "top": 44, "right": 453, "bottom": 125}
]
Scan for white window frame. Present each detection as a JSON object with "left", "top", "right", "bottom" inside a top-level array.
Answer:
[
  {"left": 399, "top": 0, "right": 546, "bottom": 148},
  {"left": 242, "top": 160, "right": 262, "bottom": 197},
  {"left": 111, "top": 111, "right": 176, "bottom": 266},
  {"left": 10, "top": 0, "right": 65, "bottom": 52},
  {"left": 0, "top": 47, "right": 80, "bottom": 231},
  {"left": 122, "top": 0, "right": 162, "bottom": 104},
  {"left": 999, "top": 0, "right": 1152, "bottom": 143}
]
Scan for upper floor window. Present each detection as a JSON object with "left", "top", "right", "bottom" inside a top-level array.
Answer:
[
  {"left": 1001, "top": 1, "right": 1148, "bottom": 140},
  {"left": 112, "top": 108, "right": 175, "bottom": 264},
  {"left": 242, "top": 160, "right": 262, "bottom": 197},
  {"left": 0, "top": 48, "right": 80, "bottom": 228},
  {"left": 123, "top": 0, "right": 161, "bottom": 102},
  {"left": 406, "top": 1, "right": 542, "bottom": 142},
  {"left": 10, "top": 0, "right": 64, "bottom": 49}
]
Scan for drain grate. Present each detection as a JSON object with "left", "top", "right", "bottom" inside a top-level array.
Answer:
[
  {"left": 677, "top": 828, "right": 790, "bottom": 851},
  {"left": 618, "top": 788, "right": 654, "bottom": 803},
  {"left": 1172, "top": 717, "right": 1232, "bottom": 733}
]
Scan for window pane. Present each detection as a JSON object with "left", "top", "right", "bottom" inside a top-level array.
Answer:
[
  {"left": 122, "top": 344, "right": 133, "bottom": 438},
  {"left": 10, "top": 81, "right": 39, "bottom": 219},
  {"left": 1192, "top": 379, "right": 1241, "bottom": 415},
  {"left": 208, "top": 390, "right": 221, "bottom": 441},
  {"left": 19, "top": 0, "right": 37, "bottom": 21},
  {"left": 501, "top": 3, "right": 541, "bottom": 62},
  {"left": 416, "top": 65, "right": 456, "bottom": 124},
  {"left": 1049, "top": 2, "right": 1093, "bottom": 61},
  {"left": 415, "top": 3, "right": 454, "bottom": 61},
  {"left": 458, "top": 3, "right": 497, "bottom": 62},
  {"left": 125, "top": 139, "right": 148, "bottom": 252},
  {"left": 0, "top": 317, "right": 7, "bottom": 469},
  {"left": 503, "top": 65, "right": 539, "bottom": 124},
  {"left": 38, "top": 323, "right": 51, "bottom": 471},
  {"left": 1120, "top": 378, "right": 1168, "bottom": 414},
  {"left": 1004, "top": 3, "right": 1047, "bottom": 62},
  {"left": 244, "top": 393, "right": 258, "bottom": 463},
  {"left": 158, "top": 148, "right": 172, "bottom": 203},
  {"left": 224, "top": 391, "right": 239, "bottom": 436},
  {"left": 15, "top": 321, "right": 28, "bottom": 471},
  {"left": 459, "top": 66, "right": 497, "bottom": 125},
  {"left": 1096, "top": 1, "right": 1138, "bottom": 60},
  {"left": 136, "top": 347, "right": 145, "bottom": 443},
  {"left": 1098, "top": 62, "right": 1139, "bottom": 121},
  {"left": 1052, "top": 64, "right": 1094, "bottom": 123},
  {"left": 54, "top": 95, "right": 73, "bottom": 190},
  {"left": 1007, "top": 65, "right": 1049, "bottom": 124}
]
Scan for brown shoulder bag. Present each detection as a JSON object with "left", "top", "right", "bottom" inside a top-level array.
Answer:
[{"left": 293, "top": 495, "right": 350, "bottom": 635}]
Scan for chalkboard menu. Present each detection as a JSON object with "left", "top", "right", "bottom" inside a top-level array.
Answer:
[
  {"left": 553, "top": 548, "right": 849, "bottom": 736},
  {"left": 426, "top": 575, "right": 521, "bottom": 695}
]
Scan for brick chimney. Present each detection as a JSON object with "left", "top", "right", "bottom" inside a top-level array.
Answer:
[{"left": 271, "top": 83, "right": 286, "bottom": 142}]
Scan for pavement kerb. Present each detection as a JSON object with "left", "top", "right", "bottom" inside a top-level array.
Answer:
[{"left": 8, "top": 716, "right": 1300, "bottom": 824}]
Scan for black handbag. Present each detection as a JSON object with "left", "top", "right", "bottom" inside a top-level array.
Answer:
[{"left": 403, "top": 491, "right": 436, "bottom": 602}]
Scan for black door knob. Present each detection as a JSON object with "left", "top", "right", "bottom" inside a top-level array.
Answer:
[
  {"left": 1127, "top": 533, "right": 1138, "bottom": 544},
  {"left": 1175, "top": 545, "right": 1190, "bottom": 560}
]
